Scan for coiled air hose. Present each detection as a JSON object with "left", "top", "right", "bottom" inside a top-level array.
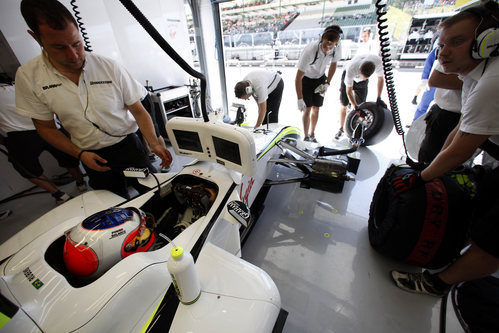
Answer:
[{"left": 375, "top": 0, "right": 412, "bottom": 161}]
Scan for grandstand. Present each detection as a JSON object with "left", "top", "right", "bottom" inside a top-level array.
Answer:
[{"left": 187, "top": 0, "right": 459, "bottom": 65}]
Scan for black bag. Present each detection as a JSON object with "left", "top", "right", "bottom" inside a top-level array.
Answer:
[{"left": 368, "top": 164, "right": 478, "bottom": 269}]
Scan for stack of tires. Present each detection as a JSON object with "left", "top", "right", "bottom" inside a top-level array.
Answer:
[{"left": 368, "top": 165, "right": 479, "bottom": 269}]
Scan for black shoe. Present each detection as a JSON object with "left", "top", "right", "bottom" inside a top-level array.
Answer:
[
  {"left": 411, "top": 96, "right": 418, "bottom": 105},
  {"left": 391, "top": 270, "right": 449, "bottom": 297},
  {"left": 303, "top": 136, "right": 311, "bottom": 142},
  {"left": 309, "top": 134, "right": 318, "bottom": 143}
]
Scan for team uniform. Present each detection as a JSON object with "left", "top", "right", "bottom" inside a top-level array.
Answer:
[
  {"left": 243, "top": 69, "right": 284, "bottom": 124},
  {"left": 0, "top": 84, "right": 79, "bottom": 179},
  {"left": 15, "top": 51, "right": 154, "bottom": 197},
  {"left": 297, "top": 41, "right": 342, "bottom": 107},
  {"left": 339, "top": 53, "right": 383, "bottom": 107},
  {"left": 459, "top": 56, "right": 499, "bottom": 258},
  {"left": 418, "top": 61, "right": 462, "bottom": 164}
]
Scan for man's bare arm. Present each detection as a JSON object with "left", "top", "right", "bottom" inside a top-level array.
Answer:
[
  {"left": 33, "top": 118, "right": 110, "bottom": 171},
  {"left": 421, "top": 130, "right": 488, "bottom": 181},
  {"left": 128, "top": 100, "right": 172, "bottom": 168},
  {"left": 326, "top": 62, "right": 337, "bottom": 84},
  {"left": 295, "top": 70, "right": 305, "bottom": 99},
  {"left": 428, "top": 69, "right": 463, "bottom": 90},
  {"left": 255, "top": 100, "right": 267, "bottom": 127}
]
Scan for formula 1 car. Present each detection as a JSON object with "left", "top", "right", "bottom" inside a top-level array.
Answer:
[{"left": 0, "top": 116, "right": 364, "bottom": 332}]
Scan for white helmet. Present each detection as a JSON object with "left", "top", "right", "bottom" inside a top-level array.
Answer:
[{"left": 63, "top": 207, "right": 155, "bottom": 278}]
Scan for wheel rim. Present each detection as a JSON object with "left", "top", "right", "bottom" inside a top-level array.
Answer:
[{"left": 349, "top": 109, "right": 375, "bottom": 131}]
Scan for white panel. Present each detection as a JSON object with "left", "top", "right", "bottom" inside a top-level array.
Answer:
[
  {"left": 0, "top": 0, "right": 40, "bottom": 65},
  {"left": 100, "top": 0, "right": 191, "bottom": 88},
  {"left": 0, "top": 0, "right": 191, "bottom": 89}
]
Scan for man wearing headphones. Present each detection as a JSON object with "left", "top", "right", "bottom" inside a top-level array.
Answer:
[
  {"left": 295, "top": 25, "right": 342, "bottom": 143},
  {"left": 234, "top": 69, "right": 284, "bottom": 128},
  {"left": 391, "top": 1, "right": 499, "bottom": 297},
  {"left": 15, "top": 0, "right": 172, "bottom": 198}
]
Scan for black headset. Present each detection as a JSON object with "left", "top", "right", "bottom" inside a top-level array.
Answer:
[
  {"left": 463, "top": 1, "right": 499, "bottom": 59},
  {"left": 235, "top": 81, "right": 252, "bottom": 97},
  {"left": 322, "top": 25, "right": 343, "bottom": 38},
  {"left": 310, "top": 25, "right": 343, "bottom": 65}
]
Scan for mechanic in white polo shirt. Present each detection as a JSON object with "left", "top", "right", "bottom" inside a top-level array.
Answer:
[
  {"left": 15, "top": 0, "right": 172, "bottom": 198},
  {"left": 335, "top": 53, "right": 384, "bottom": 140},
  {"left": 234, "top": 69, "right": 284, "bottom": 128},
  {"left": 295, "top": 25, "right": 343, "bottom": 143}
]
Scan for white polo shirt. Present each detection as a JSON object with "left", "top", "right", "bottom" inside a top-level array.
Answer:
[
  {"left": 0, "top": 84, "right": 35, "bottom": 134},
  {"left": 15, "top": 51, "right": 147, "bottom": 150},
  {"left": 297, "top": 41, "right": 342, "bottom": 79},
  {"left": 344, "top": 54, "right": 383, "bottom": 87},
  {"left": 433, "top": 62, "right": 461, "bottom": 113},
  {"left": 460, "top": 57, "right": 499, "bottom": 146},
  {"left": 243, "top": 69, "right": 281, "bottom": 104}
]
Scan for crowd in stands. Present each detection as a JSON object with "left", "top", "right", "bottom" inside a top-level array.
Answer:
[
  {"left": 222, "top": 12, "right": 295, "bottom": 34},
  {"left": 319, "top": 12, "right": 375, "bottom": 27},
  {"left": 389, "top": 0, "right": 457, "bottom": 14},
  {"left": 221, "top": 0, "right": 274, "bottom": 11}
]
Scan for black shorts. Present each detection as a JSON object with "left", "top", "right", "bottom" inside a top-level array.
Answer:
[
  {"left": 302, "top": 75, "right": 326, "bottom": 108},
  {"left": 471, "top": 166, "right": 499, "bottom": 258},
  {"left": 339, "top": 70, "right": 368, "bottom": 107},
  {"left": 5, "top": 130, "right": 80, "bottom": 178}
]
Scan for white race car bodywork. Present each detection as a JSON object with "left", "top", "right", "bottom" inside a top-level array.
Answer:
[{"left": 0, "top": 120, "right": 300, "bottom": 332}]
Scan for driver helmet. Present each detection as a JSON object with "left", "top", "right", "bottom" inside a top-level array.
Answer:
[{"left": 63, "top": 207, "right": 155, "bottom": 278}]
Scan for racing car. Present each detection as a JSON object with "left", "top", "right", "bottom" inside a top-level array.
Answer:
[
  {"left": 0, "top": 114, "right": 365, "bottom": 332},
  {"left": 0, "top": 117, "right": 300, "bottom": 332}
]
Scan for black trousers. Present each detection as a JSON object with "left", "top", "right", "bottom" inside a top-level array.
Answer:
[
  {"left": 418, "top": 104, "right": 461, "bottom": 164},
  {"left": 263, "top": 78, "right": 284, "bottom": 125},
  {"left": 83, "top": 133, "right": 155, "bottom": 198}
]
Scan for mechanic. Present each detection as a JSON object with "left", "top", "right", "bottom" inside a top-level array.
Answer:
[
  {"left": 234, "top": 69, "right": 284, "bottom": 128},
  {"left": 16, "top": 0, "right": 172, "bottom": 199},
  {"left": 295, "top": 25, "right": 342, "bottom": 143},
  {"left": 1, "top": 75, "right": 86, "bottom": 205},
  {"left": 391, "top": 0, "right": 499, "bottom": 297},
  {"left": 418, "top": 60, "right": 462, "bottom": 165},
  {"left": 356, "top": 27, "right": 379, "bottom": 56},
  {"left": 335, "top": 53, "right": 384, "bottom": 140}
]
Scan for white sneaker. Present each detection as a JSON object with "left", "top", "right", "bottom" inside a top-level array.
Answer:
[
  {"left": 54, "top": 192, "right": 71, "bottom": 205},
  {"left": 77, "top": 181, "right": 88, "bottom": 192}
]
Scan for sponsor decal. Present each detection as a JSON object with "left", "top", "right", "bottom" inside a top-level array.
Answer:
[
  {"left": 110, "top": 228, "right": 126, "bottom": 239},
  {"left": 192, "top": 169, "right": 202, "bottom": 175},
  {"left": 89, "top": 80, "right": 112, "bottom": 85},
  {"left": 240, "top": 177, "right": 255, "bottom": 205},
  {"left": 227, "top": 200, "right": 251, "bottom": 227},
  {"left": 42, "top": 83, "right": 62, "bottom": 90},
  {"left": 23, "top": 267, "right": 44, "bottom": 290}
]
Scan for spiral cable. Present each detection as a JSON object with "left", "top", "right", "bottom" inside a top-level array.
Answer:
[
  {"left": 375, "top": 0, "right": 410, "bottom": 158},
  {"left": 70, "top": 0, "right": 93, "bottom": 52}
]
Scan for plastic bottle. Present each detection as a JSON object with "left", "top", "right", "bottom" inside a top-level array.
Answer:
[{"left": 167, "top": 246, "right": 201, "bottom": 304}]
